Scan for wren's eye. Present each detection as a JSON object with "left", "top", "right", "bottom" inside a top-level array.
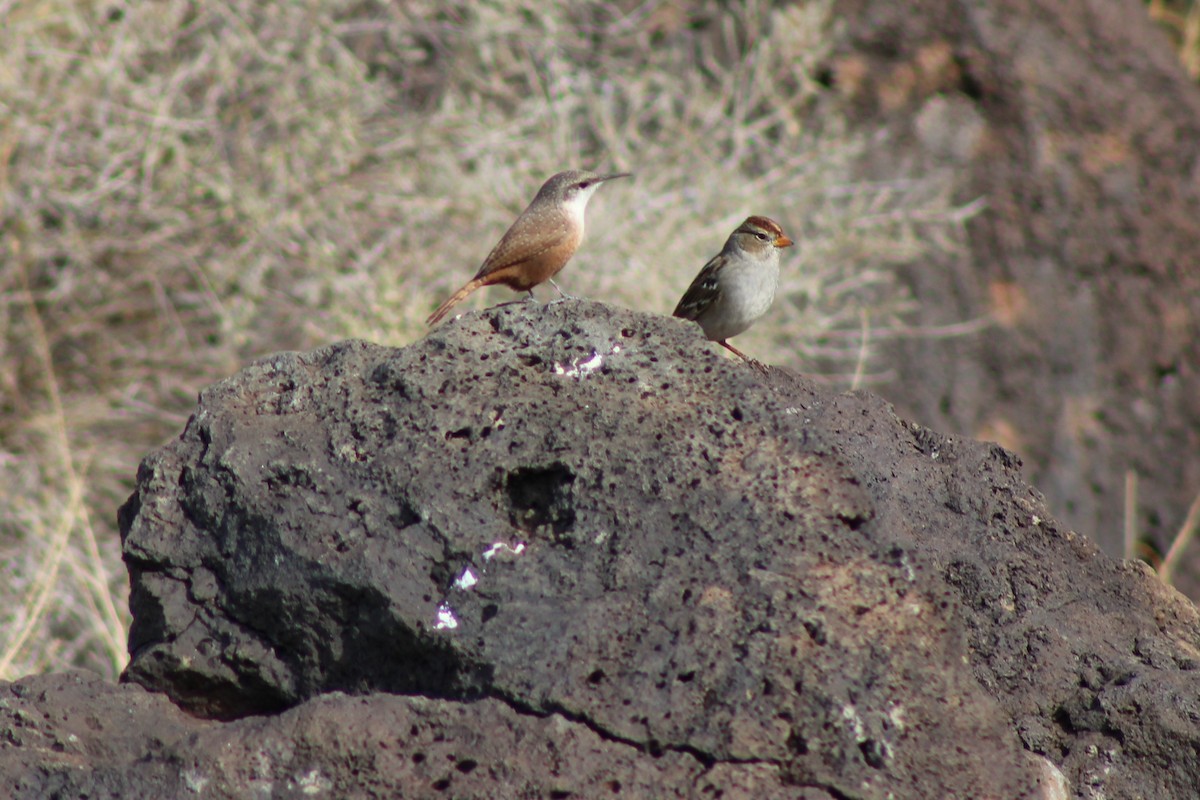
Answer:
[{"left": 579, "top": 181, "right": 592, "bottom": 189}]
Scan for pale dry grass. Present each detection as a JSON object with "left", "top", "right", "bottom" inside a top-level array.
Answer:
[
  {"left": 0, "top": 0, "right": 975, "bottom": 680},
  {"left": 1149, "top": 0, "right": 1200, "bottom": 78},
  {"left": 1124, "top": 470, "right": 1200, "bottom": 584}
]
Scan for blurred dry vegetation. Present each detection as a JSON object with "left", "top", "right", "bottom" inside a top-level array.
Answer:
[
  {"left": 1149, "top": 0, "right": 1200, "bottom": 78},
  {"left": 0, "top": 0, "right": 1192, "bottom": 682}
]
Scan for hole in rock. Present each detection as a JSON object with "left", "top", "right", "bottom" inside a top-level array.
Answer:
[{"left": 505, "top": 463, "right": 577, "bottom": 535}]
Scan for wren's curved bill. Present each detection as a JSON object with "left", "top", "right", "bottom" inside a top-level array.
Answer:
[
  {"left": 426, "top": 169, "right": 631, "bottom": 326},
  {"left": 672, "top": 215, "right": 794, "bottom": 364}
]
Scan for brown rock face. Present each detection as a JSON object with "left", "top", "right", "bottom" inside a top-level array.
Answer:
[
  {"left": 828, "top": 0, "right": 1200, "bottom": 591},
  {"left": 91, "top": 300, "right": 1194, "bottom": 798}
]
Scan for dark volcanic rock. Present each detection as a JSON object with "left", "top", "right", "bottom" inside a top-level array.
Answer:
[{"left": 106, "top": 299, "right": 1197, "bottom": 798}]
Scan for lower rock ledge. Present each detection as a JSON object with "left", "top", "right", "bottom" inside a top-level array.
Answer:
[
  {"left": 3, "top": 672, "right": 1063, "bottom": 799},
  {"left": 0, "top": 673, "right": 786, "bottom": 799}
]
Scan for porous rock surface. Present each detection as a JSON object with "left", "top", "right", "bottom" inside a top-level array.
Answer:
[
  {"left": 13, "top": 299, "right": 1182, "bottom": 798},
  {"left": 112, "top": 300, "right": 1039, "bottom": 798}
]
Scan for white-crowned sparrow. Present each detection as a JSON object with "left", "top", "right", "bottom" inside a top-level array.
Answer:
[
  {"left": 672, "top": 215, "right": 793, "bottom": 365},
  {"left": 427, "top": 170, "right": 631, "bottom": 326}
]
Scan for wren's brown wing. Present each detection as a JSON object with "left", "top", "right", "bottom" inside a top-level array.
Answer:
[
  {"left": 472, "top": 211, "right": 573, "bottom": 280},
  {"left": 672, "top": 253, "right": 725, "bottom": 320}
]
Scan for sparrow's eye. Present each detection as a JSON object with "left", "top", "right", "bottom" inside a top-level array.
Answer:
[{"left": 755, "top": 232, "right": 768, "bottom": 241}]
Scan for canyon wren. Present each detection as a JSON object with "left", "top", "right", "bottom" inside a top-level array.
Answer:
[{"left": 426, "top": 169, "right": 631, "bottom": 326}]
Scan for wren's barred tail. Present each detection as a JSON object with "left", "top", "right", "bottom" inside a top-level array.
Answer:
[
  {"left": 426, "top": 169, "right": 631, "bottom": 326},
  {"left": 426, "top": 278, "right": 488, "bottom": 329}
]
